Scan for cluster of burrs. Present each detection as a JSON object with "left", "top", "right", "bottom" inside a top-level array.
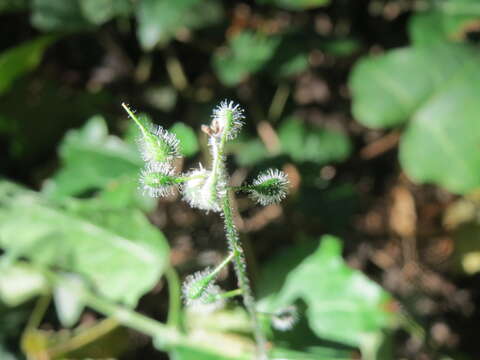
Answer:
[{"left": 122, "top": 100, "right": 294, "bottom": 329}]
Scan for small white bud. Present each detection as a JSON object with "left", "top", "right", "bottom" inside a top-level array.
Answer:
[
  {"left": 140, "top": 162, "right": 178, "bottom": 198},
  {"left": 249, "top": 169, "right": 289, "bottom": 206},
  {"left": 271, "top": 305, "right": 298, "bottom": 331},
  {"left": 181, "top": 166, "right": 221, "bottom": 212},
  {"left": 209, "top": 100, "right": 245, "bottom": 140}
]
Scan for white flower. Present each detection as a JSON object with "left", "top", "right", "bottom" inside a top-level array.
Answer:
[
  {"left": 140, "top": 162, "right": 177, "bottom": 198},
  {"left": 271, "top": 305, "right": 298, "bottom": 331},
  {"left": 249, "top": 169, "right": 289, "bottom": 206},
  {"left": 210, "top": 100, "right": 245, "bottom": 140},
  {"left": 181, "top": 166, "right": 221, "bottom": 212}
]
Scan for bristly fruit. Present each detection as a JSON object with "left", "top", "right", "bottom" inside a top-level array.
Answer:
[
  {"left": 249, "top": 169, "right": 289, "bottom": 206},
  {"left": 140, "top": 162, "right": 179, "bottom": 197},
  {"left": 122, "top": 103, "right": 180, "bottom": 164}
]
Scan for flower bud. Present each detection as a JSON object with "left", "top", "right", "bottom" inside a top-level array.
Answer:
[
  {"left": 140, "top": 163, "right": 178, "bottom": 197},
  {"left": 207, "top": 100, "right": 245, "bottom": 140},
  {"left": 181, "top": 166, "right": 221, "bottom": 212},
  {"left": 122, "top": 103, "right": 180, "bottom": 164},
  {"left": 249, "top": 169, "right": 289, "bottom": 206},
  {"left": 182, "top": 269, "right": 225, "bottom": 313}
]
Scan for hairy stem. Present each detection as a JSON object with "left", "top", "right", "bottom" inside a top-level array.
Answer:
[{"left": 221, "top": 191, "right": 267, "bottom": 359}]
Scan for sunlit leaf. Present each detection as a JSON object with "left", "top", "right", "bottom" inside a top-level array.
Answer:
[
  {"left": 350, "top": 43, "right": 480, "bottom": 193},
  {"left": 0, "top": 180, "right": 169, "bottom": 306},
  {"left": 43, "top": 115, "right": 142, "bottom": 200}
]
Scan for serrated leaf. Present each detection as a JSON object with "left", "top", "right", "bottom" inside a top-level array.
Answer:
[
  {"left": 43, "top": 115, "right": 142, "bottom": 199},
  {"left": 0, "top": 180, "right": 169, "bottom": 306},
  {"left": 259, "top": 235, "right": 393, "bottom": 352},
  {"left": 0, "top": 36, "right": 55, "bottom": 95},
  {"left": 350, "top": 43, "right": 480, "bottom": 193},
  {"left": 278, "top": 117, "right": 351, "bottom": 164}
]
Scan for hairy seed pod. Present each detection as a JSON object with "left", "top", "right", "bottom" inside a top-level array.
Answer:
[{"left": 249, "top": 169, "right": 289, "bottom": 206}]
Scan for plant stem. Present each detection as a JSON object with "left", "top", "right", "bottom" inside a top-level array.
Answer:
[
  {"left": 165, "top": 266, "right": 181, "bottom": 329},
  {"left": 221, "top": 191, "right": 268, "bottom": 359}
]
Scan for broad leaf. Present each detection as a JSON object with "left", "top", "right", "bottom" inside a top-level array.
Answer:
[
  {"left": 0, "top": 180, "right": 169, "bottom": 306},
  {"left": 350, "top": 43, "right": 480, "bottom": 193},
  {"left": 0, "top": 36, "right": 55, "bottom": 95},
  {"left": 43, "top": 115, "right": 142, "bottom": 200},
  {"left": 408, "top": 10, "right": 479, "bottom": 46},
  {"left": 259, "top": 236, "right": 393, "bottom": 352}
]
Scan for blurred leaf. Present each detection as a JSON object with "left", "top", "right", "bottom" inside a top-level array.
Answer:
[
  {"left": 213, "top": 31, "right": 281, "bottom": 86},
  {"left": 53, "top": 274, "right": 86, "bottom": 328},
  {"left": 409, "top": 10, "right": 480, "bottom": 46},
  {"left": 259, "top": 235, "right": 393, "bottom": 353},
  {"left": 278, "top": 117, "right": 351, "bottom": 164},
  {"left": 136, "top": 0, "right": 200, "bottom": 50},
  {"left": 322, "top": 38, "right": 361, "bottom": 56},
  {"left": 97, "top": 177, "right": 156, "bottom": 212},
  {"left": 0, "top": 263, "right": 48, "bottom": 307},
  {"left": 31, "top": 0, "right": 92, "bottom": 31},
  {"left": 264, "top": 32, "right": 310, "bottom": 78},
  {"left": 170, "top": 122, "right": 199, "bottom": 157},
  {"left": 232, "top": 139, "right": 269, "bottom": 167},
  {"left": 0, "top": 36, "right": 55, "bottom": 95},
  {"left": 43, "top": 115, "right": 142, "bottom": 200},
  {"left": 0, "top": 0, "right": 28, "bottom": 13},
  {"left": 0, "top": 180, "right": 170, "bottom": 306},
  {"left": 79, "top": 0, "right": 132, "bottom": 25},
  {"left": 170, "top": 345, "right": 244, "bottom": 360},
  {"left": 350, "top": 43, "right": 480, "bottom": 194},
  {"left": 256, "top": 0, "right": 329, "bottom": 11}
]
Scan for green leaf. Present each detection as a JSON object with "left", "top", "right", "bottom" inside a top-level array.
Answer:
[
  {"left": 43, "top": 115, "right": 142, "bottom": 200},
  {"left": 213, "top": 31, "right": 281, "bottom": 86},
  {"left": 170, "top": 122, "right": 199, "bottom": 157},
  {"left": 0, "top": 0, "right": 28, "bottom": 13},
  {"left": 259, "top": 235, "right": 393, "bottom": 351},
  {"left": 350, "top": 43, "right": 480, "bottom": 193},
  {"left": 79, "top": 0, "right": 132, "bottom": 25},
  {"left": 0, "top": 263, "right": 48, "bottom": 307},
  {"left": 278, "top": 117, "right": 351, "bottom": 164},
  {"left": 256, "top": 0, "right": 329, "bottom": 11},
  {"left": 136, "top": 0, "right": 200, "bottom": 50},
  {"left": 0, "top": 180, "right": 170, "bottom": 306},
  {"left": 0, "top": 36, "right": 55, "bottom": 95},
  {"left": 31, "top": 0, "right": 92, "bottom": 31},
  {"left": 408, "top": 10, "right": 480, "bottom": 46},
  {"left": 232, "top": 139, "right": 269, "bottom": 167}
]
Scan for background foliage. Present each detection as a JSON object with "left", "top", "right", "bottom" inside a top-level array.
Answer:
[{"left": 1, "top": 0, "right": 480, "bottom": 359}]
